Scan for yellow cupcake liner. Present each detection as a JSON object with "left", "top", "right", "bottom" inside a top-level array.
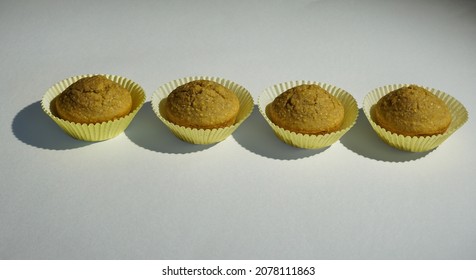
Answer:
[
  {"left": 363, "top": 84, "right": 468, "bottom": 152},
  {"left": 258, "top": 81, "right": 359, "bottom": 149},
  {"left": 151, "top": 76, "right": 254, "bottom": 145},
  {"left": 41, "top": 74, "right": 146, "bottom": 141}
]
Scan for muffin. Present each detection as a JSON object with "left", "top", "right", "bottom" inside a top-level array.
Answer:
[
  {"left": 374, "top": 85, "right": 451, "bottom": 136},
  {"left": 163, "top": 80, "right": 240, "bottom": 129},
  {"left": 266, "top": 84, "right": 345, "bottom": 135},
  {"left": 55, "top": 75, "right": 132, "bottom": 124},
  {"left": 42, "top": 74, "right": 146, "bottom": 141},
  {"left": 151, "top": 76, "right": 254, "bottom": 145}
]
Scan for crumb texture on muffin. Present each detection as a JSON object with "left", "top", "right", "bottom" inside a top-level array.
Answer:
[
  {"left": 164, "top": 80, "right": 240, "bottom": 129},
  {"left": 374, "top": 85, "right": 452, "bottom": 136},
  {"left": 266, "top": 84, "right": 345, "bottom": 135},
  {"left": 55, "top": 75, "right": 132, "bottom": 124}
]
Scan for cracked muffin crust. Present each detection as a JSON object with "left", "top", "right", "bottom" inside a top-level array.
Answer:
[
  {"left": 374, "top": 85, "right": 452, "bottom": 136},
  {"left": 164, "top": 80, "right": 240, "bottom": 129},
  {"left": 266, "top": 84, "right": 345, "bottom": 135},
  {"left": 55, "top": 75, "right": 132, "bottom": 124}
]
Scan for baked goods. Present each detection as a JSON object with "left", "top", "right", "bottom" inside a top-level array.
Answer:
[
  {"left": 374, "top": 85, "right": 451, "bottom": 136},
  {"left": 55, "top": 75, "right": 132, "bottom": 124},
  {"left": 152, "top": 76, "right": 254, "bottom": 145},
  {"left": 266, "top": 84, "right": 345, "bottom": 135},
  {"left": 42, "top": 74, "right": 146, "bottom": 141},
  {"left": 163, "top": 80, "right": 240, "bottom": 129}
]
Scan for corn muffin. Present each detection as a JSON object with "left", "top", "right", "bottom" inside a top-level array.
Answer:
[
  {"left": 374, "top": 85, "right": 451, "bottom": 136},
  {"left": 266, "top": 84, "right": 345, "bottom": 135},
  {"left": 163, "top": 80, "right": 240, "bottom": 129},
  {"left": 55, "top": 75, "right": 132, "bottom": 124}
]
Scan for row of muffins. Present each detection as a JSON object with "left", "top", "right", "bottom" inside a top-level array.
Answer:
[{"left": 41, "top": 74, "right": 468, "bottom": 152}]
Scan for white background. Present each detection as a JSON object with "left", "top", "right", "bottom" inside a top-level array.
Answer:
[
  {"left": 2, "top": 260, "right": 476, "bottom": 280},
  {"left": 1, "top": 0, "right": 475, "bottom": 259}
]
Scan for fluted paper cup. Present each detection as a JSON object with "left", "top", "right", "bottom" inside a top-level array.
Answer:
[
  {"left": 151, "top": 76, "right": 254, "bottom": 145},
  {"left": 258, "top": 81, "right": 358, "bottom": 149},
  {"left": 41, "top": 74, "right": 146, "bottom": 141},
  {"left": 363, "top": 84, "right": 468, "bottom": 152}
]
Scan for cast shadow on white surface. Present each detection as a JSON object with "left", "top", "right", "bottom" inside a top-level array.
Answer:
[
  {"left": 233, "top": 105, "right": 329, "bottom": 160},
  {"left": 340, "top": 109, "right": 433, "bottom": 162},
  {"left": 124, "top": 102, "right": 215, "bottom": 153},
  {"left": 12, "top": 101, "right": 91, "bottom": 150}
]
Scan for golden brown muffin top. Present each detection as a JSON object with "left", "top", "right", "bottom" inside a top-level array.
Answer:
[
  {"left": 266, "top": 84, "right": 345, "bottom": 135},
  {"left": 164, "top": 80, "right": 240, "bottom": 129},
  {"left": 374, "top": 85, "right": 452, "bottom": 136},
  {"left": 55, "top": 75, "right": 132, "bottom": 124}
]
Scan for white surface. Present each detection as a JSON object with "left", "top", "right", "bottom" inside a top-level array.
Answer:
[{"left": 1, "top": 0, "right": 475, "bottom": 259}]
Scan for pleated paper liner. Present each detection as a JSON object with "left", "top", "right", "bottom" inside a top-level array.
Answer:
[
  {"left": 41, "top": 74, "right": 146, "bottom": 141},
  {"left": 258, "top": 81, "right": 359, "bottom": 149},
  {"left": 363, "top": 84, "right": 468, "bottom": 152},
  {"left": 151, "top": 76, "right": 254, "bottom": 145}
]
